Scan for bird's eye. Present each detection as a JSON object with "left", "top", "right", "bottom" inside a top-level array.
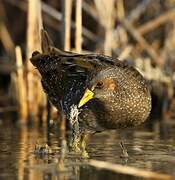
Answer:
[{"left": 96, "top": 81, "right": 104, "bottom": 89}]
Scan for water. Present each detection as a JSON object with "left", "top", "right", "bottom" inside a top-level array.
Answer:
[{"left": 0, "top": 120, "right": 175, "bottom": 180}]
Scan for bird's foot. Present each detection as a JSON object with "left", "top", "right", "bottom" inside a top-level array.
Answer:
[
  {"left": 119, "top": 141, "right": 129, "bottom": 158},
  {"left": 81, "top": 149, "right": 89, "bottom": 158}
]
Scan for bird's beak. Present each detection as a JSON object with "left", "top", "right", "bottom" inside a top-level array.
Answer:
[{"left": 78, "top": 88, "right": 94, "bottom": 108}]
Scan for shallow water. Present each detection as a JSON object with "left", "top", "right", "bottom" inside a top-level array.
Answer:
[{"left": 0, "top": 120, "right": 175, "bottom": 180}]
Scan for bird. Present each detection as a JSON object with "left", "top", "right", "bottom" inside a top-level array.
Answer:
[{"left": 30, "top": 30, "right": 151, "bottom": 157}]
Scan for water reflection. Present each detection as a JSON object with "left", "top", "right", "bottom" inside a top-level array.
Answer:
[{"left": 0, "top": 121, "right": 175, "bottom": 179}]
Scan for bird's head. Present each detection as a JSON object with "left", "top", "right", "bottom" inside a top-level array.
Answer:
[{"left": 78, "top": 68, "right": 118, "bottom": 108}]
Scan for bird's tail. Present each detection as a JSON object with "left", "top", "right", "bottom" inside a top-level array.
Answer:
[
  {"left": 41, "top": 29, "right": 54, "bottom": 53},
  {"left": 41, "top": 29, "right": 79, "bottom": 56}
]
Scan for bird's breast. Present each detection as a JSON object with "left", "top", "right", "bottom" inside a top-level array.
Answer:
[{"left": 79, "top": 87, "right": 151, "bottom": 131}]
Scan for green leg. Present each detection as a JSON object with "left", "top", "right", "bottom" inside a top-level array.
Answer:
[
  {"left": 71, "top": 135, "right": 81, "bottom": 153},
  {"left": 80, "top": 133, "right": 89, "bottom": 158}
]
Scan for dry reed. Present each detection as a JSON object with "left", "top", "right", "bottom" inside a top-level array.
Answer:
[
  {"left": 94, "top": 0, "right": 115, "bottom": 55},
  {"left": 62, "top": 0, "right": 72, "bottom": 51},
  {"left": 27, "top": 0, "right": 46, "bottom": 122},
  {"left": 15, "top": 46, "right": 27, "bottom": 123},
  {"left": 75, "top": 0, "right": 82, "bottom": 53}
]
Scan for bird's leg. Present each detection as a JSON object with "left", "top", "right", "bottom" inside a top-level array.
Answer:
[
  {"left": 80, "top": 133, "right": 89, "bottom": 158},
  {"left": 119, "top": 140, "right": 129, "bottom": 158},
  {"left": 69, "top": 105, "right": 81, "bottom": 153}
]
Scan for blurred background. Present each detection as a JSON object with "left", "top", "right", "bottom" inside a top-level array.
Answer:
[{"left": 1, "top": 0, "right": 175, "bottom": 179}]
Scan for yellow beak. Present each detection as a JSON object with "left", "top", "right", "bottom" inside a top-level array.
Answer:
[{"left": 78, "top": 88, "right": 94, "bottom": 108}]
